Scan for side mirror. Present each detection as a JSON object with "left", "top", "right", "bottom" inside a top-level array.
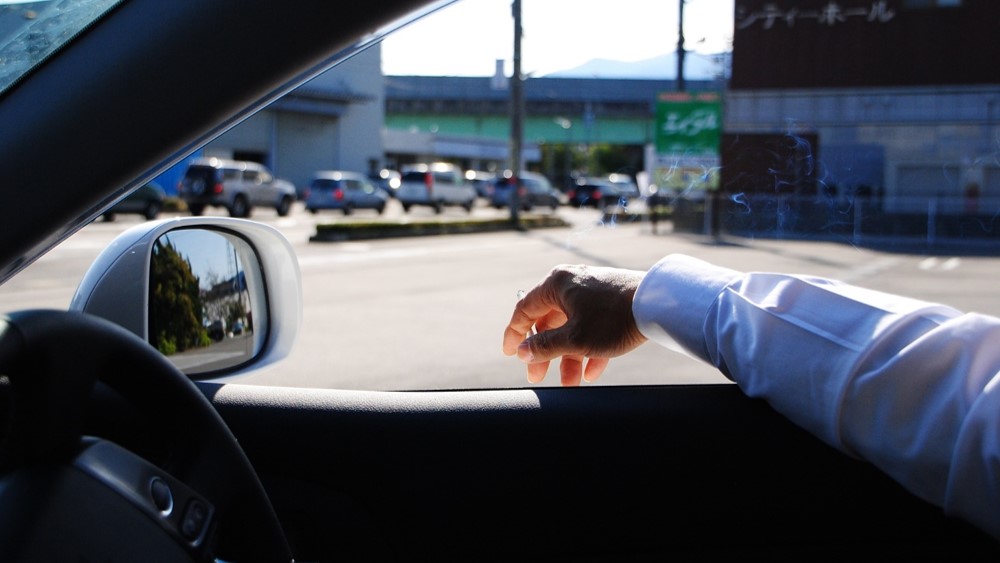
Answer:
[{"left": 70, "top": 217, "right": 301, "bottom": 378}]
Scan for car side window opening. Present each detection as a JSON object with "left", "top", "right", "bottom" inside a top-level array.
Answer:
[{"left": 2, "top": 0, "right": 997, "bottom": 398}]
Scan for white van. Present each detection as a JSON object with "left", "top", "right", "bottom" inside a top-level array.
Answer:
[{"left": 396, "top": 162, "right": 477, "bottom": 213}]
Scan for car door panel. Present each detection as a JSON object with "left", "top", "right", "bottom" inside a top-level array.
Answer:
[{"left": 199, "top": 382, "right": 1000, "bottom": 561}]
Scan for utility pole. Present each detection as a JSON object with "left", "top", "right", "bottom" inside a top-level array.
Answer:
[
  {"left": 510, "top": 0, "right": 524, "bottom": 228},
  {"left": 677, "top": 0, "right": 686, "bottom": 92}
]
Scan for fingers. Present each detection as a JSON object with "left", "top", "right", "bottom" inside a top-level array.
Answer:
[
  {"left": 557, "top": 355, "right": 608, "bottom": 387},
  {"left": 503, "top": 283, "right": 570, "bottom": 356},
  {"left": 509, "top": 287, "right": 603, "bottom": 386},
  {"left": 520, "top": 339, "right": 608, "bottom": 387},
  {"left": 526, "top": 354, "right": 550, "bottom": 384},
  {"left": 559, "top": 355, "right": 585, "bottom": 387},
  {"left": 502, "top": 306, "right": 535, "bottom": 356},
  {"left": 517, "top": 339, "right": 553, "bottom": 384},
  {"left": 504, "top": 264, "right": 629, "bottom": 386},
  {"left": 583, "top": 357, "right": 609, "bottom": 383}
]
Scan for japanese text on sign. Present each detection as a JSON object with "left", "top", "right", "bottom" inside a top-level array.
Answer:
[{"left": 737, "top": 1, "right": 895, "bottom": 29}]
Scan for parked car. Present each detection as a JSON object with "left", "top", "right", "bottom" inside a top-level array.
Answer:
[
  {"left": 207, "top": 318, "right": 227, "bottom": 342},
  {"left": 489, "top": 171, "right": 562, "bottom": 211},
  {"left": 465, "top": 169, "right": 496, "bottom": 199},
  {"left": 567, "top": 178, "right": 633, "bottom": 209},
  {"left": 396, "top": 162, "right": 477, "bottom": 213},
  {"left": 304, "top": 170, "right": 389, "bottom": 214},
  {"left": 101, "top": 181, "right": 165, "bottom": 221},
  {"left": 607, "top": 172, "right": 641, "bottom": 199},
  {"left": 368, "top": 168, "right": 401, "bottom": 198},
  {"left": 1, "top": 1, "right": 998, "bottom": 562},
  {"left": 177, "top": 157, "right": 296, "bottom": 218}
]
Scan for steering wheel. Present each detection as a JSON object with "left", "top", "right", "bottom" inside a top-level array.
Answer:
[{"left": 0, "top": 310, "right": 292, "bottom": 562}]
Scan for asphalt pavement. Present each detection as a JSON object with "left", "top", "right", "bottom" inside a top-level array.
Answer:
[{"left": 5, "top": 200, "right": 1000, "bottom": 391}]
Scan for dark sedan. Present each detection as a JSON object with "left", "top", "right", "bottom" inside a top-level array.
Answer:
[
  {"left": 489, "top": 171, "right": 562, "bottom": 211},
  {"left": 101, "top": 181, "right": 165, "bottom": 221},
  {"left": 566, "top": 179, "right": 632, "bottom": 209}
]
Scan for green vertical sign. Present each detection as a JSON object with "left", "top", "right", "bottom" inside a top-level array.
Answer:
[
  {"left": 655, "top": 91, "right": 721, "bottom": 155},
  {"left": 652, "top": 91, "right": 722, "bottom": 191}
]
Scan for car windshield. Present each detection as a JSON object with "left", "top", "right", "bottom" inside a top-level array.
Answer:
[
  {"left": 1, "top": 0, "right": 997, "bottom": 394},
  {"left": 183, "top": 165, "right": 217, "bottom": 183},
  {"left": 400, "top": 171, "right": 427, "bottom": 182},
  {"left": 312, "top": 179, "right": 342, "bottom": 189}
]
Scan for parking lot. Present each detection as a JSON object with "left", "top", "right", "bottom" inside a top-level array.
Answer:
[{"left": 7, "top": 198, "right": 1000, "bottom": 391}]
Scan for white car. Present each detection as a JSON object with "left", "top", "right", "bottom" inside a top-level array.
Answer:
[{"left": 396, "top": 162, "right": 477, "bottom": 213}]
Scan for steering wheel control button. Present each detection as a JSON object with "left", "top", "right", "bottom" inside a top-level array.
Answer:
[
  {"left": 180, "top": 499, "right": 210, "bottom": 541},
  {"left": 149, "top": 476, "right": 174, "bottom": 515}
]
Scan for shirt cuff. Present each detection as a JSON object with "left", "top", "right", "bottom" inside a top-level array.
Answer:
[{"left": 632, "top": 254, "right": 740, "bottom": 364}]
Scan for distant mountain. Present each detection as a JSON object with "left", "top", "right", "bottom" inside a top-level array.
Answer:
[{"left": 543, "top": 52, "right": 729, "bottom": 80}]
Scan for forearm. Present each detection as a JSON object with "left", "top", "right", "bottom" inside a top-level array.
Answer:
[{"left": 633, "top": 254, "right": 1000, "bottom": 538}]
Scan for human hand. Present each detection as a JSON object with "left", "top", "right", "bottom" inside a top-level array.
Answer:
[{"left": 502, "top": 264, "right": 648, "bottom": 386}]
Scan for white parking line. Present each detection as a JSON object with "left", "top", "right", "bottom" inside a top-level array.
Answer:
[
  {"left": 841, "top": 256, "right": 903, "bottom": 283},
  {"left": 919, "top": 257, "right": 961, "bottom": 271},
  {"left": 942, "top": 257, "right": 961, "bottom": 270}
]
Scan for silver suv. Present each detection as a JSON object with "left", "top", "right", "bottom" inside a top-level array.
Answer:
[
  {"left": 396, "top": 162, "right": 476, "bottom": 213},
  {"left": 178, "top": 157, "right": 296, "bottom": 217}
]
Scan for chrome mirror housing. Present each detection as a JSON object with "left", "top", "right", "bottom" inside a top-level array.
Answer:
[{"left": 71, "top": 217, "right": 301, "bottom": 378}]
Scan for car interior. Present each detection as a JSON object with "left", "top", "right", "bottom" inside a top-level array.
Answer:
[{"left": 0, "top": 0, "right": 998, "bottom": 561}]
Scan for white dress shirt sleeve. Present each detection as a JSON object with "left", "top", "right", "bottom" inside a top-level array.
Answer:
[{"left": 632, "top": 253, "right": 1000, "bottom": 539}]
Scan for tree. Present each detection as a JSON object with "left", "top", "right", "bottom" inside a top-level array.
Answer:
[{"left": 149, "top": 238, "right": 209, "bottom": 354}]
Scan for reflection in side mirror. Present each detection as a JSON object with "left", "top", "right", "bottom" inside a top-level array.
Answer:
[
  {"left": 71, "top": 217, "right": 300, "bottom": 379},
  {"left": 149, "top": 229, "right": 268, "bottom": 374}
]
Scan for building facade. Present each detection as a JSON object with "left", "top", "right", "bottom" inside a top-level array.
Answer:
[
  {"left": 726, "top": 0, "right": 1000, "bottom": 215},
  {"left": 157, "top": 45, "right": 387, "bottom": 196},
  {"left": 384, "top": 74, "right": 720, "bottom": 185},
  {"left": 155, "top": 0, "right": 998, "bottom": 226}
]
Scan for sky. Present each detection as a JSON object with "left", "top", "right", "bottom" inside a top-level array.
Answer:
[{"left": 380, "top": 0, "right": 734, "bottom": 78}]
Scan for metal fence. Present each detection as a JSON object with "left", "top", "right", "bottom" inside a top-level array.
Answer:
[{"left": 669, "top": 194, "right": 1000, "bottom": 253}]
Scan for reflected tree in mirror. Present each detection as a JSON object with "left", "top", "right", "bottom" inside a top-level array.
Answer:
[
  {"left": 149, "top": 237, "right": 208, "bottom": 354},
  {"left": 149, "top": 228, "right": 267, "bottom": 375}
]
